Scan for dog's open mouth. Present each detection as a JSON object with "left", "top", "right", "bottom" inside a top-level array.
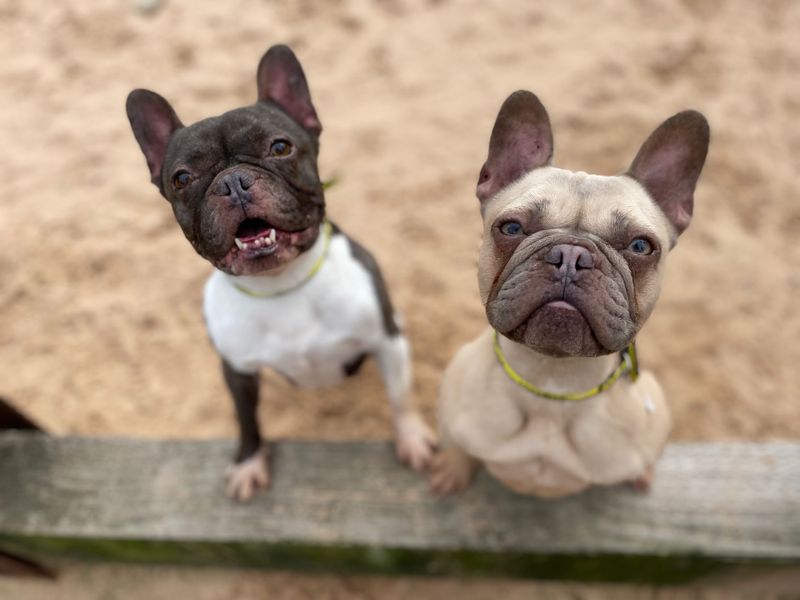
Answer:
[
  {"left": 215, "top": 214, "right": 322, "bottom": 275},
  {"left": 234, "top": 218, "right": 279, "bottom": 255},
  {"left": 226, "top": 216, "right": 320, "bottom": 265}
]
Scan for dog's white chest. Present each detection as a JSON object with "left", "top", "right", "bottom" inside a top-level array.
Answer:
[{"left": 203, "top": 236, "right": 384, "bottom": 386}]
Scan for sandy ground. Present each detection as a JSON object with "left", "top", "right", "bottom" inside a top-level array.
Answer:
[{"left": 1, "top": 0, "right": 799, "bottom": 597}]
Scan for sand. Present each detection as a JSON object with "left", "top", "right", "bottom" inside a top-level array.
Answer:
[{"left": 1, "top": 0, "right": 798, "bottom": 597}]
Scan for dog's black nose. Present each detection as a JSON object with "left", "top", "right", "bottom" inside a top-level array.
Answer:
[
  {"left": 213, "top": 171, "right": 256, "bottom": 202},
  {"left": 545, "top": 244, "right": 594, "bottom": 278}
]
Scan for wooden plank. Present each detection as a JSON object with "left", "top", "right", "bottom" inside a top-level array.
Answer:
[{"left": 0, "top": 432, "right": 798, "bottom": 583}]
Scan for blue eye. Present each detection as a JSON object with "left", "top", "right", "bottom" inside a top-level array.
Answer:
[
  {"left": 172, "top": 170, "right": 193, "bottom": 189},
  {"left": 628, "top": 238, "right": 653, "bottom": 254},
  {"left": 500, "top": 221, "right": 523, "bottom": 236}
]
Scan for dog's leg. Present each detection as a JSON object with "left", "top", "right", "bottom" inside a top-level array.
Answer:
[
  {"left": 222, "top": 360, "right": 269, "bottom": 501},
  {"left": 375, "top": 334, "right": 437, "bottom": 472},
  {"left": 430, "top": 444, "right": 478, "bottom": 496},
  {"left": 344, "top": 234, "right": 436, "bottom": 470}
]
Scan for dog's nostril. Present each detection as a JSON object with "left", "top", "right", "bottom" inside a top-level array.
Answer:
[
  {"left": 576, "top": 249, "right": 594, "bottom": 270},
  {"left": 238, "top": 174, "right": 255, "bottom": 191},
  {"left": 546, "top": 244, "right": 594, "bottom": 272},
  {"left": 212, "top": 180, "right": 232, "bottom": 196},
  {"left": 214, "top": 172, "right": 255, "bottom": 198},
  {"left": 545, "top": 247, "right": 564, "bottom": 266}
]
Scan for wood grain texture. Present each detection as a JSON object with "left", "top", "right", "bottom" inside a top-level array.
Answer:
[{"left": 0, "top": 433, "right": 798, "bottom": 582}]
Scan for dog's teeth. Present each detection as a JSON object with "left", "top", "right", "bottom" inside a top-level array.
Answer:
[
  {"left": 253, "top": 238, "right": 262, "bottom": 248},
  {"left": 242, "top": 242, "right": 249, "bottom": 250},
  {"left": 269, "top": 229, "right": 276, "bottom": 243},
  {"left": 234, "top": 238, "right": 245, "bottom": 250},
  {"left": 264, "top": 236, "right": 273, "bottom": 246}
]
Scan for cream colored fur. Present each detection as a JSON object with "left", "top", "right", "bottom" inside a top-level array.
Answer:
[{"left": 432, "top": 167, "right": 674, "bottom": 496}]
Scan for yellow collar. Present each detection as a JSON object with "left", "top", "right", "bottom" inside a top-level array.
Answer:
[
  {"left": 492, "top": 330, "right": 639, "bottom": 401},
  {"left": 232, "top": 220, "right": 333, "bottom": 299}
]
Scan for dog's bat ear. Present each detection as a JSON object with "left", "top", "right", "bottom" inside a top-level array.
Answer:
[
  {"left": 126, "top": 89, "right": 184, "bottom": 194},
  {"left": 256, "top": 45, "right": 322, "bottom": 137},
  {"left": 627, "top": 110, "right": 710, "bottom": 237},
  {"left": 476, "top": 90, "right": 553, "bottom": 203}
]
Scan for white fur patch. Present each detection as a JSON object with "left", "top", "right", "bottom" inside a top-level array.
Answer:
[
  {"left": 204, "top": 229, "right": 432, "bottom": 472},
  {"left": 204, "top": 233, "right": 392, "bottom": 387}
]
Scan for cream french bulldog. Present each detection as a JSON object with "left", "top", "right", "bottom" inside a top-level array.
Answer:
[{"left": 430, "top": 91, "right": 709, "bottom": 496}]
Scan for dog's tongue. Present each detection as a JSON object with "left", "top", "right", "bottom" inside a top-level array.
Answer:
[
  {"left": 546, "top": 300, "right": 579, "bottom": 312},
  {"left": 236, "top": 218, "right": 271, "bottom": 242}
]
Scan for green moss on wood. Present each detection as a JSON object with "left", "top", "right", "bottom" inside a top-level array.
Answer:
[{"left": 3, "top": 535, "right": 791, "bottom": 584}]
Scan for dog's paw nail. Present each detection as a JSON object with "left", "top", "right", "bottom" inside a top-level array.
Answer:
[
  {"left": 225, "top": 446, "right": 270, "bottom": 502},
  {"left": 394, "top": 413, "right": 439, "bottom": 472},
  {"left": 396, "top": 438, "right": 436, "bottom": 472},
  {"left": 428, "top": 451, "right": 472, "bottom": 496}
]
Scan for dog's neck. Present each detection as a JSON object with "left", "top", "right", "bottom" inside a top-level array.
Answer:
[
  {"left": 222, "top": 228, "right": 328, "bottom": 296},
  {"left": 496, "top": 333, "right": 621, "bottom": 396}
]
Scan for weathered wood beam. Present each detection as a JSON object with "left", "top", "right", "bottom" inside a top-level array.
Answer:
[{"left": 1, "top": 433, "right": 798, "bottom": 583}]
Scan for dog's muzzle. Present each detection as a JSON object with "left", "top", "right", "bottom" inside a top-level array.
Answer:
[{"left": 486, "top": 232, "right": 636, "bottom": 357}]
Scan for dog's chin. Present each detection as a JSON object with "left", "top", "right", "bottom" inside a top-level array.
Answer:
[
  {"left": 210, "top": 221, "right": 321, "bottom": 276},
  {"left": 508, "top": 301, "right": 608, "bottom": 357}
]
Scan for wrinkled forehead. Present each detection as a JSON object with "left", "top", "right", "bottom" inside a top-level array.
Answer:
[
  {"left": 166, "top": 104, "right": 309, "bottom": 163},
  {"left": 484, "top": 166, "right": 675, "bottom": 245}
]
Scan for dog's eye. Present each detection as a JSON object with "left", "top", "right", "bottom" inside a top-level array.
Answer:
[
  {"left": 172, "top": 171, "right": 193, "bottom": 190},
  {"left": 500, "top": 221, "right": 523, "bottom": 236},
  {"left": 269, "top": 140, "right": 292, "bottom": 157},
  {"left": 628, "top": 238, "right": 653, "bottom": 254}
]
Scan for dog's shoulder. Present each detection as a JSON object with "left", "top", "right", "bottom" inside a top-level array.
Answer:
[{"left": 328, "top": 221, "right": 401, "bottom": 337}]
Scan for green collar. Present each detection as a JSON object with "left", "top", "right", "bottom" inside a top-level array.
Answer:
[
  {"left": 232, "top": 220, "right": 333, "bottom": 299},
  {"left": 492, "top": 330, "right": 639, "bottom": 401}
]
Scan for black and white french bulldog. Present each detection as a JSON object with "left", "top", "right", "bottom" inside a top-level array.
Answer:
[{"left": 126, "top": 45, "right": 436, "bottom": 501}]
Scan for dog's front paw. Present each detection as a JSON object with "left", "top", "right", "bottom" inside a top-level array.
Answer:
[
  {"left": 429, "top": 447, "right": 477, "bottom": 496},
  {"left": 394, "top": 412, "right": 438, "bottom": 472},
  {"left": 225, "top": 445, "right": 270, "bottom": 502}
]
